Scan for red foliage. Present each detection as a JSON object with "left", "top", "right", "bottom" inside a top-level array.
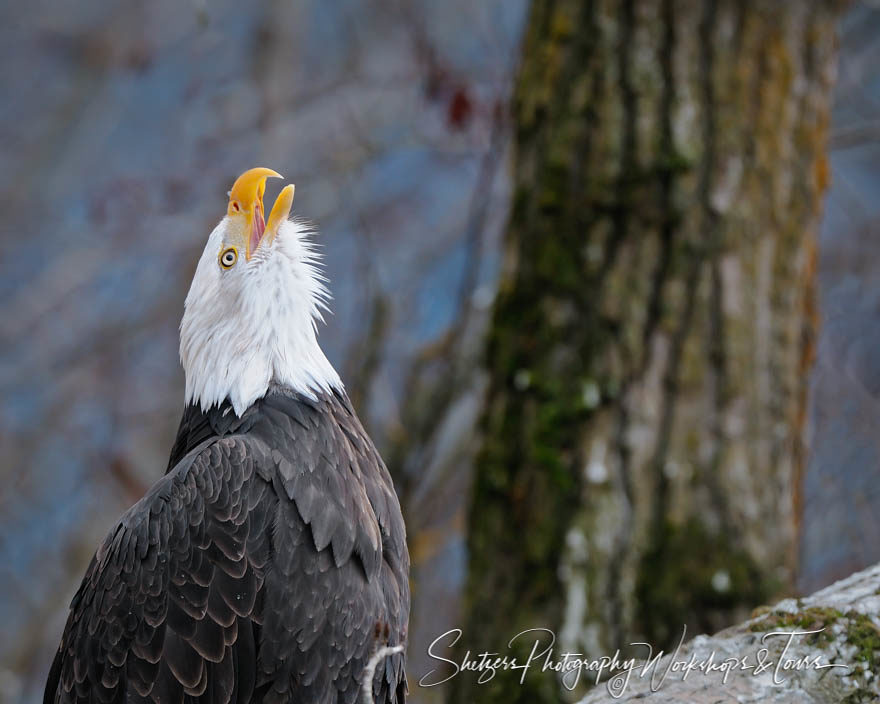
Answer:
[{"left": 447, "top": 87, "right": 472, "bottom": 130}]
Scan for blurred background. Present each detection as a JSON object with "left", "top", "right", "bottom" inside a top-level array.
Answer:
[{"left": 1, "top": 1, "right": 879, "bottom": 703}]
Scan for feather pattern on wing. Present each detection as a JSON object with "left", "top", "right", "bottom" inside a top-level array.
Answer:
[{"left": 45, "top": 387, "right": 409, "bottom": 704}]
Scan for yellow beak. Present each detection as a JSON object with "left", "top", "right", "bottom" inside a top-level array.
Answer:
[{"left": 227, "top": 167, "right": 294, "bottom": 259}]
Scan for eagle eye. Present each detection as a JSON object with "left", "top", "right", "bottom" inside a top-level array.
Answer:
[{"left": 219, "top": 247, "right": 238, "bottom": 269}]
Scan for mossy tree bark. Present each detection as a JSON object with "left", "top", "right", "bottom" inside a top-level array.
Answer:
[{"left": 453, "top": 1, "right": 839, "bottom": 702}]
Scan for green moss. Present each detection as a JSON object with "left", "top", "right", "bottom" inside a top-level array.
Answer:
[
  {"left": 750, "top": 604, "right": 773, "bottom": 619},
  {"left": 844, "top": 610, "right": 880, "bottom": 669},
  {"left": 657, "top": 147, "right": 694, "bottom": 175},
  {"left": 748, "top": 606, "right": 843, "bottom": 648},
  {"left": 749, "top": 607, "right": 880, "bottom": 677},
  {"left": 635, "top": 519, "right": 777, "bottom": 650},
  {"left": 549, "top": 4, "right": 576, "bottom": 39},
  {"left": 748, "top": 608, "right": 880, "bottom": 704}
]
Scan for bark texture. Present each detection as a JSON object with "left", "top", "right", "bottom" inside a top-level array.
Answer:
[{"left": 455, "top": 1, "right": 839, "bottom": 702}]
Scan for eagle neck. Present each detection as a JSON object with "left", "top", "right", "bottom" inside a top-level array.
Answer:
[{"left": 180, "top": 220, "right": 343, "bottom": 417}]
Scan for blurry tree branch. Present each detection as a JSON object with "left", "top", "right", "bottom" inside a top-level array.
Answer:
[{"left": 386, "top": 67, "right": 511, "bottom": 535}]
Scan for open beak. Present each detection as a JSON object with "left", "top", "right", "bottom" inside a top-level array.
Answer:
[{"left": 227, "top": 167, "right": 295, "bottom": 259}]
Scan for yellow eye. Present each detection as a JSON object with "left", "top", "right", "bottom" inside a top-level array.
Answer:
[{"left": 219, "top": 247, "right": 238, "bottom": 269}]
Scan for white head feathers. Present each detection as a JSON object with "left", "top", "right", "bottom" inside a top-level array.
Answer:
[{"left": 179, "top": 217, "right": 342, "bottom": 416}]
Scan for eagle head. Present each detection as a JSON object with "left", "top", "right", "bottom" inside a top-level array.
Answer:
[{"left": 180, "top": 167, "right": 342, "bottom": 416}]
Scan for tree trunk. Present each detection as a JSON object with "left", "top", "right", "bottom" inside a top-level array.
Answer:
[{"left": 454, "top": 1, "right": 839, "bottom": 702}]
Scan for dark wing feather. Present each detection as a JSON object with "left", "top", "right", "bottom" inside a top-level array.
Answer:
[
  {"left": 45, "top": 437, "right": 274, "bottom": 704},
  {"left": 47, "top": 388, "right": 409, "bottom": 704},
  {"left": 251, "top": 391, "right": 410, "bottom": 704}
]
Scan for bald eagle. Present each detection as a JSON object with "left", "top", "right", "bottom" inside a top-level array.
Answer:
[{"left": 44, "top": 168, "right": 410, "bottom": 704}]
